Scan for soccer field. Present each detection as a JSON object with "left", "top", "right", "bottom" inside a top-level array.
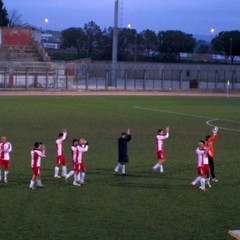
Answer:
[{"left": 0, "top": 95, "right": 239, "bottom": 240}]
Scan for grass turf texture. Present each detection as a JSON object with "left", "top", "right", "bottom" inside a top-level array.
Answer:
[{"left": 0, "top": 95, "right": 239, "bottom": 240}]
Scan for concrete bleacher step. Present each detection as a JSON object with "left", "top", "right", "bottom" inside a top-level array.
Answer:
[
  {"left": 0, "top": 44, "right": 53, "bottom": 75},
  {"left": 0, "top": 54, "right": 41, "bottom": 61},
  {"left": 0, "top": 61, "right": 54, "bottom": 75},
  {"left": 0, "top": 45, "right": 42, "bottom": 61},
  {"left": 0, "top": 45, "right": 36, "bottom": 51}
]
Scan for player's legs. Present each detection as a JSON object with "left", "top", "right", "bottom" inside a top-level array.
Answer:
[
  {"left": 121, "top": 163, "right": 126, "bottom": 175},
  {"left": 36, "top": 168, "right": 44, "bottom": 188},
  {"left": 73, "top": 164, "right": 81, "bottom": 186},
  {"left": 66, "top": 161, "right": 75, "bottom": 180},
  {"left": 204, "top": 165, "right": 211, "bottom": 187},
  {"left": 36, "top": 178, "right": 44, "bottom": 188},
  {"left": 29, "top": 167, "right": 38, "bottom": 189},
  {"left": 191, "top": 176, "right": 201, "bottom": 186},
  {"left": 192, "top": 168, "right": 203, "bottom": 187},
  {"left": 152, "top": 162, "right": 160, "bottom": 171},
  {"left": 114, "top": 162, "right": 122, "bottom": 173},
  {"left": 29, "top": 178, "right": 35, "bottom": 189},
  {"left": 154, "top": 151, "right": 165, "bottom": 173},
  {"left": 65, "top": 170, "right": 75, "bottom": 180},
  {"left": 54, "top": 156, "right": 63, "bottom": 178},
  {"left": 73, "top": 173, "right": 81, "bottom": 186},
  {"left": 159, "top": 160, "right": 165, "bottom": 173},
  {"left": 200, "top": 177, "right": 206, "bottom": 190},
  {"left": 3, "top": 160, "right": 10, "bottom": 183},
  {"left": 0, "top": 160, "right": 2, "bottom": 181},
  {"left": 62, "top": 165, "right": 67, "bottom": 177},
  {"left": 4, "top": 170, "right": 8, "bottom": 183},
  {"left": 208, "top": 156, "right": 217, "bottom": 181},
  {"left": 79, "top": 163, "right": 86, "bottom": 183},
  {"left": 80, "top": 171, "right": 86, "bottom": 183},
  {"left": 200, "top": 168, "right": 209, "bottom": 192}
]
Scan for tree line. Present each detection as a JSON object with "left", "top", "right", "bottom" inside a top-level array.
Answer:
[
  {"left": 1, "top": 0, "right": 240, "bottom": 63},
  {"left": 60, "top": 22, "right": 240, "bottom": 63},
  {"left": 61, "top": 22, "right": 197, "bottom": 62}
]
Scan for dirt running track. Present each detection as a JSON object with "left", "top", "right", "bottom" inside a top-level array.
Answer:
[{"left": 0, "top": 89, "right": 240, "bottom": 97}]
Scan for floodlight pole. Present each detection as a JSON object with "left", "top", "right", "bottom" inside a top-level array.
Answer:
[
  {"left": 230, "top": 38, "right": 233, "bottom": 65},
  {"left": 226, "top": 80, "right": 230, "bottom": 98},
  {"left": 111, "top": 0, "right": 119, "bottom": 87}
]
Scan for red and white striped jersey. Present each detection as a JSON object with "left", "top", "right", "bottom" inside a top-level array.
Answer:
[
  {"left": 71, "top": 145, "right": 78, "bottom": 163},
  {"left": 196, "top": 147, "right": 206, "bottom": 167},
  {"left": 76, "top": 144, "right": 89, "bottom": 164},
  {"left": 0, "top": 142, "right": 12, "bottom": 160},
  {"left": 31, "top": 149, "right": 45, "bottom": 168},
  {"left": 56, "top": 132, "right": 67, "bottom": 156},
  {"left": 196, "top": 147, "right": 209, "bottom": 165},
  {"left": 156, "top": 132, "right": 169, "bottom": 152},
  {"left": 203, "top": 151, "right": 209, "bottom": 165}
]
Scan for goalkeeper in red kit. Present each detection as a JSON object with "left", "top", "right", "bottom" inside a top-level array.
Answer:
[{"left": 205, "top": 127, "right": 219, "bottom": 182}]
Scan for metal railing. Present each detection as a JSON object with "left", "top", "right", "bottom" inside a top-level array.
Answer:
[{"left": 0, "top": 67, "right": 240, "bottom": 91}]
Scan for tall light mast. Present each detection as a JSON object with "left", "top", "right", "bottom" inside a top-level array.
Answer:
[{"left": 111, "top": 0, "right": 119, "bottom": 86}]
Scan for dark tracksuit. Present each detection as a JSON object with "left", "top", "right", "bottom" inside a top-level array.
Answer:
[{"left": 118, "top": 134, "right": 131, "bottom": 164}]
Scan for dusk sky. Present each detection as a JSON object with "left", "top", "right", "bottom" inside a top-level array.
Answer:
[{"left": 3, "top": 0, "right": 240, "bottom": 35}]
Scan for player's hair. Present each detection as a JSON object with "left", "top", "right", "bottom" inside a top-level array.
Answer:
[
  {"left": 206, "top": 135, "right": 211, "bottom": 140},
  {"left": 72, "top": 139, "right": 77, "bottom": 145},
  {"left": 34, "top": 142, "right": 40, "bottom": 148},
  {"left": 158, "top": 129, "right": 163, "bottom": 133},
  {"left": 58, "top": 133, "right": 64, "bottom": 138},
  {"left": 200, "top": 140, "right": 205, "bottom": 145}
]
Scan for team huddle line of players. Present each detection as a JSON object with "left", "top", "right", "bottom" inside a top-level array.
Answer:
[
  {"left": 29, "top": 129, "right": 89, "bottom": 189},
  {"left": 113, "top": 126, "right": 219, "bottom": 193},
  {"left": 0, "top": 126, "right": 218, "bottom": 192},
  {"left": 0, "top": 130, "right": 89, "bottom": 189},
  {"left": 191, "top": 126, "right": 219, "bottom": 192}
]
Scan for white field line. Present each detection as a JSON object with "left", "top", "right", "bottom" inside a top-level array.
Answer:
[
  {"left": 134, "top": 106, "right": 240, "bottom": 133},
  {"left": 206, "top": 119, "right": 240, "bottom": 132}
]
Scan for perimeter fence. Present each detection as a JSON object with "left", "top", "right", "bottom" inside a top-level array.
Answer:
[{"left": 1, "top": 65, "right": 240, "bottom": 91}]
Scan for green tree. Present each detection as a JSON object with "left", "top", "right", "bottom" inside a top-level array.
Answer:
[
  {"left": 139, "top": 29, "right": 158, "bottom": 57},
  {"left": 158, "top": 30, "right": 196, "bottom": 61},
  {"left": 195, "top": 40, "right": 210, "bottom": 54},
  {"left": 84, "top": 21, "right": 103, "bottom": 59},
  {"left": 0, "top": 0, "right": 9, "bottom": 26},
  {"left": 61, "top": 27, "right": 86, "bottom": 57},
  {"left": 118, "top": 27, "right": 137, "bottom": 61},
  {"left": 212, "top": 30, "right": 240, "bottom": 64},
  {"left": 101, "top": 27, "right": 113, "bottom": 60}
]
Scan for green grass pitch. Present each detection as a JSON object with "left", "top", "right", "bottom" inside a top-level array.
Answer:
[{"left": 0, "top": 95, "right": 239, "bottom": 240}]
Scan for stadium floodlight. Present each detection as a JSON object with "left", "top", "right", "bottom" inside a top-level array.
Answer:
[{"left": 44, "top": 18, "right": 49, "bottom": 31}]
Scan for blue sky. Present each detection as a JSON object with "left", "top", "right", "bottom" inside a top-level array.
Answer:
[{"left": 3, "top": 0, "right": 240, "bottom": 35}]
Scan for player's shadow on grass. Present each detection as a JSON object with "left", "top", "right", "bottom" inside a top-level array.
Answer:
[
  {"left": 92, "top": 167, "right": 166, "bottom": 178},
  {"left": 90, "top": 168, "right": 191, "bottom": 190},
  {"left": 110, "top": 181, "right": 171, "bottom": 189},
  {"left": 91, "top": 168, "right": 191, "bottom": 185}
]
